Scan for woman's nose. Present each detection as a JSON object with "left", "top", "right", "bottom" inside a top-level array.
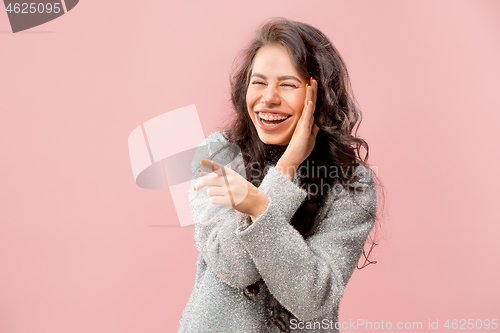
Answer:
[{"left": 261, "top": 86, "right": 281, "bottom": 105}]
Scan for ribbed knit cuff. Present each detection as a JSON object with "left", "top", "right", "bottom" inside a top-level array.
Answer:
[{"left": 236, "top": 166, "right": 307, "bottom": 235}]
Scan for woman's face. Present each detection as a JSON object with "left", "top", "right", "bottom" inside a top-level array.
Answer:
[{"left": 246, "top": 44, "right": 308, "bottom": 146}]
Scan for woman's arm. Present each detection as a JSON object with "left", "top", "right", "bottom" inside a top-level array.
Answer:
[
  {"left": 189, "top": 132, "right": 307, "bottom": 289},
  {"left": 189, "top": 133, "right": 259, "bottom": 289},
  {"left": 235, "top": 164, "right": 377, "bottom": 322}
]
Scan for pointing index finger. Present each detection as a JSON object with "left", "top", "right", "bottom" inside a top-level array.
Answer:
[{"left": 201, "top": 159, "right": 226, "bottom": 176}]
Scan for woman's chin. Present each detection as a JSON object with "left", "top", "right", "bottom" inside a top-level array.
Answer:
[{"left": 258, "top": 133, "right": 289, "bottom": 146}]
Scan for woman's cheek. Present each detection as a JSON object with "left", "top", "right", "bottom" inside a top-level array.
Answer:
[
  {"left": 291, "top": 94, "right": 305, "bottom": 113},
  {"left": 246, "top": 91, "right": 257, "bottom": 107}
]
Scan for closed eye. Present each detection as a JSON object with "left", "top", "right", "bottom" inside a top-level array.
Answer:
[{"left": 251, "top": 81, "right": 298, "bottom": 88}]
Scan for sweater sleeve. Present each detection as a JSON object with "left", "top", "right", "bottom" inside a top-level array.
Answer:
[
  {"left": 188, "top": 132, "right": 268, "bottom": 289},
  {"left": 235, "top": 165, "right": 377, "bottom": 322}
]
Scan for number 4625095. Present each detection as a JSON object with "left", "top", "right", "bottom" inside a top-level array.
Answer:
[
  {"left": 444, "top": 319, "right": 498, "bottom": 330},
  {"left": 5, "top": 3, "right": 61, "bottom": 14}
]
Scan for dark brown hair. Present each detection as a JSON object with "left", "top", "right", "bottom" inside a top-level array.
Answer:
[{"left": 214, "top": 17, "right": 382, "bottom": 332}]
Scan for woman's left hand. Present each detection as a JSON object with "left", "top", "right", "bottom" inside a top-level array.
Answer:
[
  {"left": 281, "top": 78, "right": 324, "bottom": 167},
  {"left": 194, "top": 159, "right": 269, "bottom": 220}
]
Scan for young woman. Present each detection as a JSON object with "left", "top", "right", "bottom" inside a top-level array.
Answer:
[{"left": 178, "top": 17, "right": 379, "bottom": 333}]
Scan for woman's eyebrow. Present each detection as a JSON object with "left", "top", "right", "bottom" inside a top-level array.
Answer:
[{"left": 250, "top": 73, "right": 303, "bottom": 83}]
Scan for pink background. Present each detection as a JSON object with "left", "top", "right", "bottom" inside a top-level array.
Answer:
[{"left": 1, "top": 1, "right": 499, "bottom": 332}]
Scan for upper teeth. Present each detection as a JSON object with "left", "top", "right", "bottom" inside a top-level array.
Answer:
[{"left": 258, "top": 113, "right": 289, "bottom": 121}]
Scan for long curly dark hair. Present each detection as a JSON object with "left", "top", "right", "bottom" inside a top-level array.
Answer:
[{"left": 213, "top": 17, "right": 382, "bottom": 332}]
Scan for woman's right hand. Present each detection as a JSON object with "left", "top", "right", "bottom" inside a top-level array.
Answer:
[{"left": 195, "top": 159, "right": 270, "bottom": 221}]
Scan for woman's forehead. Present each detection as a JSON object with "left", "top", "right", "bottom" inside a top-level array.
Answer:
[{"left": 251, "top": 45, "right": 302, "bottom": 78}]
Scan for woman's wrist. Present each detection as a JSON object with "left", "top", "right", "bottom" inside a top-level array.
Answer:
[
  {"left": 275, "top": 156, "right": 300, "bottom": 182},
  {"left": 248, "top": 156, "right": 299, "bottom": 222},
  {"left": 249, "top": 192, "right": 270, "bottom": 222}
]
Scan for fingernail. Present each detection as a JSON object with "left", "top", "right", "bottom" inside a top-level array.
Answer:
[
  {"left": 310, "top": 77, "right": 313, "bottom": 85},
  {"left": 307, "top": 99, "right": 309, "bottom": 105},
  {"left": 306, "top": 83, "right": 308, "bottom": 92},
  {"left": 194, "top": 186, "right": 197, "bottom": 191},
  {"left": 201, "top": 160, "right": 206, "bottom": 165},
  {"left": 198, "top": 169, "right": 202, "bottom": 173}
]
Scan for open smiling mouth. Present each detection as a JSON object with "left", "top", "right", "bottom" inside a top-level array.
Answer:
[{"left": 256, "top": 112, "right": 292, "bottom": 129}]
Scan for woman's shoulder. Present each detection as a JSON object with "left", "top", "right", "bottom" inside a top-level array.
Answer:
[
  {"left": 326, "top": 163, "right": 375, "bottom": 194},
  {"left": 352, "top": 164, "right": 376, "bottom": 187},
  {"left": 199, "top": 130, "right": 228, "bottom": 146},
  {"left": 193, "top": 131, "right": 230, "bottom": 159},
  {"left": 323, "top": 163, "right": 377, "bottom": 213},
  {"left": 194, "top": 130, "right": 245, "bottom": 173}
]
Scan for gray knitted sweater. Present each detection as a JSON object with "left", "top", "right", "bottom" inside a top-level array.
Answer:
[{"left": 178, "top": 131, "right": 377, "bottom": 333}]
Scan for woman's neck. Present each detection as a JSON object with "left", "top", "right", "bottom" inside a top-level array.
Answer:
[{"left": 263, "top": 142, "right": 287, "bottom": 165}]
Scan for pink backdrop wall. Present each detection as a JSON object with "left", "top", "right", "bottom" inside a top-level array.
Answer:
[{"left": 1, "top": 1, "right": 499, "bottom": 332}]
